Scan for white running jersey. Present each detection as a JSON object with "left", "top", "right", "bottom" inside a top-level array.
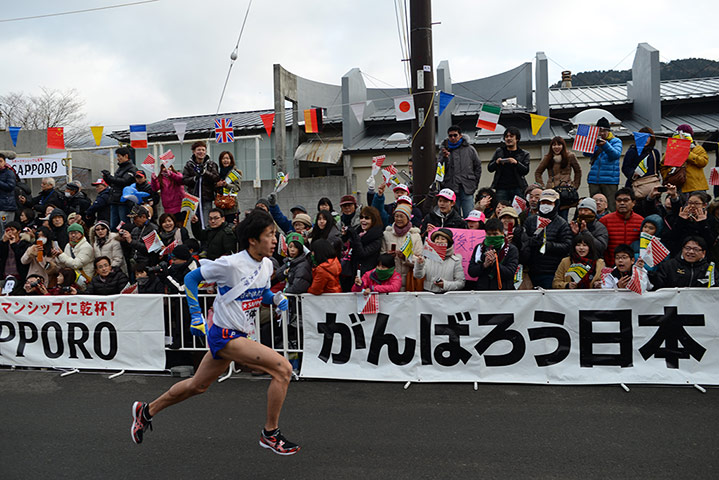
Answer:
[{"left": 201, "top": 250, "right": 272, "bottom": 334}]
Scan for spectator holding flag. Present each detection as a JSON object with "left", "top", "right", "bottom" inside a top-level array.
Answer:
[
  {"left": 660, "top": 124, "right": 709, "bottom": 195},
  {"left": 151, "top": 164, "right": 185, "bottom": 221},
  {"left": 468, "top": 218, "right": 519, "bottom": 291},
  {"left": 352, "top": 253, "right": 402, "bottom": 294},
  {"left": 381, "top": 201, "right": 423, "bottom": 291},
  {"left": 182, "top": 141, "right": 220, "bottom": 229},
  {"left": 586, "top": 117, "right": 623, "bottom": 212},
  {"left": 157, "top": 213, "right": 189, "bottom": 253},
  {"left": 621, "top": 127, "right": 660, "bottom": 190},
  {"left": 534, "top": 136, "right": 581, "bottom": 220},
  {"left": 438, "top": 125, "right": 482, "bottom": 217},
  {"left": 553, "top": 231, "right": 605, "bottom": 289},
  {"left": 119, "top": 205, "right": 159, "bottom": 269}
]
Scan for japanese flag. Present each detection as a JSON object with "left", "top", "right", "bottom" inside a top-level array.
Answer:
[{"left": 394, "top": 95, "right": 415, "bottom": 121}]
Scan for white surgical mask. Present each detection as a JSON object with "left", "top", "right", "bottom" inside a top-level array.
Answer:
[{"left": 539, "top": 204, "right": 554, "bottom": 214}]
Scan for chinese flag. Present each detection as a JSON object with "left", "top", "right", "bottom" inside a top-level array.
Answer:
[
  {"left": 47, "top": 127, "right": 65, "bottom": 149},
  {"left": 664, "top": 138, "right": 691, "bottom": 167},
  {"left": 304, "top": 108, "right": 322, "bottom": 133}
]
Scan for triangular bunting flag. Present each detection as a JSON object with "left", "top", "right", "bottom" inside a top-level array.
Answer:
[
  {"left": 90, "top": 126, "right": 104, "bottom": 146},
  {"left": 438, "top": 91, "right": 455, "bottom": 117},
  {"left": 260, "top": 113, "right": 275, "bottom": 138},
  {"left": 476, "top": 104, "right": 501, "bottom": 131},
  {"left": 530, "top": 114, "right": 547, "bottom": 136},
  {"left": 130, "top": 124, "right": 148, "bottom": 149},
  {"left": 173, "top": 122, "right": 187, "bottom": 143},
  {"left": 350, "top": 102, "right": 366, "bottom": 123},
  {"left": 394, "top": 95, "right": 415, "bottom": 121},
  {"left": 47, "top": 127, "right": 65, "bottom": 150},
  {"left": 633, "top": 131, "right": 650, "bottom": 154},
  {"left": 8, "top": 126, "right": 20, "bottom": 147},
  {"left": 664, "top": 138, "right": 691, "bottom": 167}
]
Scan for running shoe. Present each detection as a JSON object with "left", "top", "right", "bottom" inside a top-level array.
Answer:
[
  {"left": 131, "top": 401, "right": 153, "bottom": 444},
  {"left": 259, "top": 429, "right": 301, "bottom": 455}
]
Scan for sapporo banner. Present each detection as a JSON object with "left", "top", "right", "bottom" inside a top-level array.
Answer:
[
  {"left": 0, "top": 294, "right": 166, "bottom": 371},
  {"left": 7, "top": 152, "right": 68, "bottom": 178},
  {"left": 300, "top": 289, "right": 719, "bottom": 384}
]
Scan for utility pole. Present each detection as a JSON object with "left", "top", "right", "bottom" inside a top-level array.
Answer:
[{"left": 409, "top": 0, "right": 435, "bottom": 213}]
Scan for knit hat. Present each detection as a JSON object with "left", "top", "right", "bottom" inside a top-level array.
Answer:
[
  {"left": 290, "top": 205, "right": 308, "bottom": 214},
  {"left": 339, "top": 195, "right": 357, "bottom": 206},
  {"left": 286, "top": 232, "right": 304, "bottom": 247},
  {"left": 255, "top": 198, "right": 270, "bottom": 210},
  {"left": 67, "top": 223, "right": 85, "bottom": 235},
  {"left": 292, "top": 213, "right": 312, "bottom": 228},
  {"left": 171, "top": 244, "right": 191, "bottom": 260},
  {"left": 394, "top": 203, "right": 412, "bottom": 221},
  {"left": 596, "top": 117, "right": 610, "bottom": 129},
  {"left": 94, "top": 220, "right": 111, "bottom": 231},
  {"left": 577, "top": 197, "right": 597, "bottom": 214},
  {"left": 431, "top": 228, "right": 454, "bottom": 248},
  {"left": 540, "top": 189, "right": 560, "bottom": 203},
  {"left": 641, "top": 214, "right": 664, "bottom": 237},
  {"left": 676, "top": 124, "right": 694, "bottom": 136}
]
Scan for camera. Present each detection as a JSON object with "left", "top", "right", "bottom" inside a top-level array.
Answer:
[
  {"left": 657, "top": 186, "right": 668, "bottom": 192},
  {"left": 146, "top": 261, "right": 169, "bottom": 275},
  {"left": 29, "top": 280, "right": 41, "bottom": 288},
  {"left": 60, "top": 286, "right": 73, "bottom": 294}
]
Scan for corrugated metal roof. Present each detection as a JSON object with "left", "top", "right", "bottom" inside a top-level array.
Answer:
[
  {"left": 549, "top": 84, "right": 629, "bottom": 108},
  {"left": 294, "top": 140, "right": 343, "bottom": 164},
  {"left": 660, "top": 77, "right": 719, "bottom": 100}
]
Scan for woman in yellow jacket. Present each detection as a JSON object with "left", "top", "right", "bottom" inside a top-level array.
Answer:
[
  {"left": 553, "top": 232, "right": 605, "bottom": 289},
  {"left": 661, "top": 124, "right": 709, "bottom": 194}
]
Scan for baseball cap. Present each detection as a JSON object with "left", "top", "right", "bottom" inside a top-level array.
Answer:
[
  {"left": 128, "top": 205, "right": 149, "bottom": 217},
  {"left": 437, "top": 188, "right": 456, "bottom": 202},
  {"left": 465, "top": 210, "right": 486, "bottom": 222},
  {"left": 540, "top": 189, "right": 560, "bottom": 203},
  {"left": 499, "top": 207, "right": 519, "bottom": 219},
  {"left": 393, "top": 183, "right": 410, "bottom": 193},
  {"left": 397, "top": 195, "right": 412, "bottom": 205},
  {"left": 339, "top": 195, "right": 357, "bottom": 206},
  {"left": 91, "top": 178, "right": 108, "bottom": 187}
]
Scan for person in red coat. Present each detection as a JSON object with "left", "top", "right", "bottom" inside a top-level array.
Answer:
[
  {"left": 599, "top": 187, "right": 644, "bottom": 266},
  {"left": 352, "top": 253, "right": 402, "bottom": 293},
  {"left": 307, "top": 239, "right": 342, "bottom": 294}
]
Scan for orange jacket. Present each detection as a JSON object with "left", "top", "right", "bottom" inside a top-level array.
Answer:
[{"left": 308, "top": 257, "right": 342, "bottom": 294}]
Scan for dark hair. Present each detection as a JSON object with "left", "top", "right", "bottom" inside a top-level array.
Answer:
[
  {"left": 682, "top": 236, "right": 707, "bottom": 251},
  {"left": 115, "top": 147, "right": 130, "bottom": 157},
  {"left": 505, "top": 126, "right": 521, "bottom": 142},
  {"left": 134, "top": 262, "right": 148, "bottom": 274},
  {"left": 0, "top": 153, "right": 5, "bottom": 160},
  {"left": 638, "top": 126, "right": 656, "bottom": 151},
  {"left": 542, "top": 136, "right": 569, "bottom": 169},
  {"left": 475, "top": 187, "right": 498, "bottom": 212},
  {"left": 378, "top": 253, "right": 395, "bottom": 268},
  {"left": 20, "top": 208, "right": 35, "bottom": 222},
  {"left": 209, "top": 207, "right": 224, "bottom": 217},
  {"left": 158, "top": 213, "right": 176, "bottom": 229},
  {"left": 218, "top": 150, "right": 235, "bottom": 168},
  {"left": 448, "top": 125, "right": 462, "bottom": 134},
  {"left": 613, "top": 244, "right": 634, "bottom": 258},
  {"left": 309, "top": 210, "right": 337, "bottom": 242},
  {"left": 317, "top": 197, "right": 334, "bottom": 212},
  {"left": 58, "top": 268, "right": 76, "bottom": 287},
  {"left": 615, "top": 187, "right": 635, "bottom": 201},
  {"left": 26, "top": 274, "right": 44, "bottom": 283},
  {"left": 484, "top": 218, "right": 503, "bottom": 233},
  {"left": 93, "top": 256, "right": 112, "bottom": 268},
  {"left": 236, "top": 208, "right": 275, "bottom": 250},
  {"left": 572, "top": 232, "right": 597, "bottom": 260},
  {"left": 310, "top": 238, "right": 337, "bottom": 265},
  {"left": 184, "top": 238, "right": 200, "bottom": 253},
  {"left": 360, "top": 206, "right": 382, "bottom": 229},
  {"left": 688, "top": 191, "right": 711, "bottom": 205},
  {"left": 191, "top": 141, "right": 207, "bottom": 151}
]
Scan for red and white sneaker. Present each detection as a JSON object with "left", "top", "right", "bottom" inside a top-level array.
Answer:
[
  {"left": 259, "top": 429, "right": 301, "bottom": 455},
  {"left": 131, "top": 401, "right": 153, "bottom": 444}
]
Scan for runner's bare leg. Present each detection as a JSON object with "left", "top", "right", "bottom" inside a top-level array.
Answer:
[
  {"left": 218, "top": 336, "right": 292, "bottom": 430},
  {"left": 147, "top": 351, "right": 231, "bottom": 416}
]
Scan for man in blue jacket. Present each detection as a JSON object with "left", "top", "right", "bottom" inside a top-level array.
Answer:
[{"left": 586, "top": 117, "right": 623, "bottom": 212}]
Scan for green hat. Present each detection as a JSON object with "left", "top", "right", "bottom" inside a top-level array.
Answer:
[
  {"left": 67, "top": 223, "right": 85, "bottom": 235},
  {"left": 286, "top": 232, "right": 304, "bottom": 246}
]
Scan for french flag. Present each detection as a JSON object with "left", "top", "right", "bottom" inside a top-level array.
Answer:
[{"left": 130, "top": 124, "right": 148, "bottom": 149}]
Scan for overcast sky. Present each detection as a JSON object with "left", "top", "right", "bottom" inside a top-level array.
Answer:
[{"left": 2, "top": 0, "right": 718, "bottom": 132}]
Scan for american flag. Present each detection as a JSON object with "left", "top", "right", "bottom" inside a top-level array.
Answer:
[
  {"left": 573, "top": 124, "right": 600, "bottom": 154},
  {"left": 160, "top": 240, "right": 178, "bottom": 256},
  {"left": 358, "top": 293, "right": 379, "bottom": 315},
  {"left": 215, "top": 118, "right": 234, "bottom": 144}
]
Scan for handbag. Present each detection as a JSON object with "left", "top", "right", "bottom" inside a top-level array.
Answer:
[
  {"left": 214, "top": 193, "right": 236, "bottom": 210},
  {"left": 632, "top": 174, "right": 662, "bottom": 199},
  {"left": 664, "top": 165, "right": 687, "bottom": 188},
  {"left": 550, "top": 169, "right": 578, "bottom": 207}
]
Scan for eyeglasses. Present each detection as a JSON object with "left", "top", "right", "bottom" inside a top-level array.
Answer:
[
  {"left": 448, "top": 133, "right": 460, "bottom": 138},
  {"left": 208, "top": 216, "right": 223, "bottom": 221},
  {"left": 615, "top": 198, "right": 632, "bottom": 204},
  {"left": 687, "top": 201, "right": 705, "bottom": 207},
  {"left": 683, "top": 246, "right": 703, "bottom": 253},
  {"left": 359, "top": 215, "right": 371, "bottom": 220}
]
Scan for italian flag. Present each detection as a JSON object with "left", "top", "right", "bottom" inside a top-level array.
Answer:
[{"left": 475, "top": 104, "right": 501, "bottom": 131}]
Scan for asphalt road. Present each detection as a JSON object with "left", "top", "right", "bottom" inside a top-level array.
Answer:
[{"left": 1, "top": 370, "right": 717, "bottom": 480}]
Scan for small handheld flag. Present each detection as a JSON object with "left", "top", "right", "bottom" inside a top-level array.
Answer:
[{"left": 572, "top": 124, "right": 600, "bottom": 154}]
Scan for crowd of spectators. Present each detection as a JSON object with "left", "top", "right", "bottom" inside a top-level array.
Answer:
[{"left": 1, "top": 124, "right": 718, "bottom": 304}]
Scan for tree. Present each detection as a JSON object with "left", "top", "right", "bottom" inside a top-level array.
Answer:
[{"left": 0, "top": 87, "right": 87, "bottom": 146}]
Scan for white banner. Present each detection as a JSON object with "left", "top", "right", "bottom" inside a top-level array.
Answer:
[
  {"left": 0, "top": 294, "right": 166, "bottom": 371},
  {"left": 300, "top": 289, "right": 719, "bottom": 385},
  {"left": 7, "top": 152, "right": 67, "bottom": 179}
]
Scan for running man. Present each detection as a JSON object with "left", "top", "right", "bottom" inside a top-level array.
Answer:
[{"left": 131, "top": 209, "right": 300, "bottom": 455}]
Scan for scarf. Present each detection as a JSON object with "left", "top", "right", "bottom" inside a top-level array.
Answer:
[
  {"left": 393, "top": 222, "right": 412, "bottom": 237},
  {"left": 447, "top": 137, "right": 463, "bottom": 150},
  {"left": 341, "top": 212, "right": 355, "bottom": 227},
  {"left": 219, "top": 164, "right": 233, "bottom": 179},
  {"left": 571, "top": 253, "right": 597, "bottom": 289},
  {"left": 159, "top": 227, "right": 178, "bottom": 244},
  {"left": 372, "top": 267, "right": 395, "bottom": 283}
]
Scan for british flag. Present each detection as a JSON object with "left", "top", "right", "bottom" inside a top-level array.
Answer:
[{"left": 215, "top": 118, "right": 234, "bottom": 144}]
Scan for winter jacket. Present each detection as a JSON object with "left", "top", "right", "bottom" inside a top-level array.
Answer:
[
  {"left": 0, "top": 235, "right": 31, "bottom": 279},
  {"left": 85, "top": 269, "right": 129, "bottom": 295},
  {"left": 534, "top": 153, "right": 581, "bottom": 189},
  {"left": 343, "top": 225, "right": 384, "bottom": 276},
  {"left": 381, "top": 225, "right": 423, "bottom": 290},
  {"left": 128, "top": 221, "right": 160, "bottom": 266},
  {"left": 467, "top": 241, "right": 519, "bottom": 290},
  {"left": 520, "top": 210, "right": 573, "bottom": 276},
  {"left": 420, "top": 206, "right": 467, "bottom": 236},
  {"left": 599, "top": 211, "right": 644, "bottom": 266},
  {"left": 282, "top": 253, "right": 313, "bottom": 295},
  {"left": 487, "top": 145, "right": 531, "bottom": 191},
  {"left": 622, "top": 146, "right": 660, "bottom": 188},
  {"left": 413, "top": 246, "right": 465, "bottom": 292},
  {"left": 56, "top": 237, "right": 95, "bottom": 281},
  {"left": 182, "top": 156, "right": 220, "bottom": 203},
  {"left": 649, "top": 255, "right": 714, "bottom": 289},
  {"left": 308, "top": 257, "right": 343, "bottom": 294},
  {"left": 268, "top": 203, "right": 294, "bottom": 234},
  {"left": 64, "top": 191, "right": 92, "bottom": 217},
  {"left": 151, "top": 169, "right": 185, "bottom": 214},
  {"left": 84, "top": 187, "right": 111, "bottom": 224},
  {"left": 552, "top": 256, "right": 605, "bottom": 289},
  {"left": 351, "top": 268, "right": 402, "bottom": 293},
  {"left": 662, "top": 214, "right": 718, "bottom": 258},
  {"left": 663, "top": 144, "right": 709, "bottom": 193},
  {"left": 0, "top": 165, "right": 17, "bottom": 211},
  {"left": 438, "top": 135, "right": 482, "bottom": 195},
  {"left": 135, "top": 180, "right": 159, "bottom": 209},
  {"left": 20, "top": 242, "right": 58, "bottom": 285},
  {"left": 138, "top": 275, "right": 166, "bottom": 294},
  {"left": 32, "top": 188, "right": 64, "bottom": 214},
  {"left": 48, "top": 208, "right": 69, "bottom": 250},
  {"left": 586, "top": 135, "right": 623, "bottom": 185},
  {"left": 191, "top": 221, "right": 237, "bottom": 260},
  {"left": 575, "top": 220, "right": 609, "bottom": 257},
  {"left": 104, "top": 160, "right": 139, "bottom": 204},
  {"left": 92, "top": 233, "right": 127, "bottom": 274}
]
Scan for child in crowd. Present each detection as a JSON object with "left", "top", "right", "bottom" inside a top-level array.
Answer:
[
  {"left": 352, "top": 253, "right": 402, "bottom": 294},
  {"left": 468, "top": 218, "right": 518, "bottom": 290},
  {"left": 307, "top": 239, "right": 342, "bottom": 294},
  {"left": 465, "top": 210, "right": 485, "bottom": 230},
  {"left": 602, "top": 244, "right": 648, "bottom": 290},
  {"left": 281, "top": 233, "right": 312, "bottom": 295},
  {"left": 413, "top": 228, "right": 465, "bottom": 293}
]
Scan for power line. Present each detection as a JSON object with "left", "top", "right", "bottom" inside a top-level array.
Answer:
[
  {"left": 215, "top": 0, "right": 253, "bottom": 114},
  {"left": 0, "top": 0, "right": 159, "bottom": 23}
]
